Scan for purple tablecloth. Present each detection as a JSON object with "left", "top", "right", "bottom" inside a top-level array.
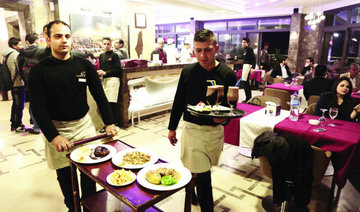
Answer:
[
  {"left": 264, "top": 83, "right": 303, "bottom": 95},
  {"left": 236, "top": 69, "right": 263, "bottom": 83},
  {"left": 351, "top": 92, "right": 360, "bottom": 105},
  {"left": 224, "top": 103, "right": 263, "bottom": 146},
  {"left": 274, "top": 114, "right": 360, "bottom": 188}
]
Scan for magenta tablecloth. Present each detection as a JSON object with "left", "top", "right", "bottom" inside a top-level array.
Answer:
[
  {"left": 351, "top": 92, "right": 360, "bottom": 105},
  {"left": 236, "top": 69, "right": 263, "bottom": 83},
  {"left": 264, "top": 83, "right": 303, "bottom": 95},
  {"left": 224, "top": 103, "right": 263, "bottom": 146},
  {"left": 274, "top": 114, "right": 360, "bottom": 188}
]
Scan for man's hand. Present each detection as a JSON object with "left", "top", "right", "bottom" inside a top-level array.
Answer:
[
  {"left": 105, "top": 124, "right": 117, "bottom": 136},
  {"left": 168, "top": 130, "right": 178, "bottom": 146},
  {"left": 213, "top": 118, "right": 227, "bottom": 124},
  {"left": 97, "top": 69, "right": 106, "bottom": 77},
  {"left": 52, "top": 135, "right": 71, "bottom": 152}
]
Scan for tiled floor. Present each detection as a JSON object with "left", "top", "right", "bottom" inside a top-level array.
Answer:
[{"left": 0, "top": 88, "right": 359, "bottom": 212}]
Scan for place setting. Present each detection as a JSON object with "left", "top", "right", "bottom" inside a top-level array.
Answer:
[{"left": 187, "top": 85, "right": 246, "bottom": 118}]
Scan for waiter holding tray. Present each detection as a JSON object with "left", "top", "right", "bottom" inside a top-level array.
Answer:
[
  {"left": 28, "top": 20, "right": 117, "bottom": 211},
  {"left": 168, "top": 29, "right": 237, "bottom": 212},
  {"left": 241, "top": 37, "right": 256, "bottom": 102}
]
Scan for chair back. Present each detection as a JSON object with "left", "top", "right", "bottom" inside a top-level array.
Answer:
[
  {"left": 264, "top": 88, "right": 291, "bottom": 110},
  {"left": 308, "top": 95, "right": 320, "bottom": 106},
  {"left": 263, "top": 70, "right": 274, "bottom": 86},
  {"left": 304, "top": 103, "right": 316, "bottom": 115},
  {"left": 247, "top": 95, "right": 281, "bottom": 107},
  {"left": 259, "top": 146, "right": 331, "bottom": 186},
  {"left": 273, "top": 77, "right": 285, "bottom": 84}
]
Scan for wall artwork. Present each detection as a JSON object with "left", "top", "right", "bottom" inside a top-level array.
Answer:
[
  {"left": 135, "top": 13, "right": 146, "bottom": 28},
  {"left": 69, "top": 13, "right": 121, "bottom": 54}
]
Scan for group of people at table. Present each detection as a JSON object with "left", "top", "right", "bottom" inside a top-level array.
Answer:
[{"left": 6, "top": 17, "right": 359, "bottom": 212}]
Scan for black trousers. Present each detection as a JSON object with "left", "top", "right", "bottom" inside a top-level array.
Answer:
[
  {"left": 195, "top": 171, "right": 214, "bottom": 212},
  {"left": 242, "top": 80, "right": 252, "bottom": 102},
  {"left": 56, "top": 166, "right": 96, "bottom": 212}
]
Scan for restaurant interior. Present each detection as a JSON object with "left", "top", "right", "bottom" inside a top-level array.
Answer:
[{"left": 1, "top": 0, "right": 360, "bottom": 212}]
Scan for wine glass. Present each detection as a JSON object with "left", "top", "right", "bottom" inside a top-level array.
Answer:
[
  {"left": 215, "top": 85, "right": 224, "bottom": 112},
  {"left": 227, "top": 86, "right": 239, "bottom": 114},
  {"left": 318, "top": 108, "right": 328, "bottom": 126},
  {"left": 328, "top": 107, "right": 338, "bottom": 127},
  {"left": 206, "top": 86, "right": 218, "bottom": 109}
]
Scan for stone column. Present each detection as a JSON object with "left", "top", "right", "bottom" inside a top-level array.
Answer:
[{"left": 288, "top": 13, "right": 322, "bottom": 73}]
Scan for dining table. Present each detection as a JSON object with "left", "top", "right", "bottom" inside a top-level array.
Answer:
[
  {"left": 236, "top": 69, "right": 264, "bottom": 83},
  {"left": 263, "top": 83, "right": 308, "bottom": 108},
  {"left": 67, "top": 140, "right": 195, "bottom": 212},
  {"left": 224, "top": 103, "right": 360, "bottom": 189}
]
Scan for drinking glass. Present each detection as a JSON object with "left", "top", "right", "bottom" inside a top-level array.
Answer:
[
  {"left": 318, "top": 108, "right": 327, "bottom": 126},
  {"left": 227, "top": 86, "right": 239, "bottom": 114},
  {"left": 328, "top": 107, "right": 338, "bottom": 127},
  {"left": 215, "top": 85, "right": 224, "bottom": 112},
  {"left": 206, "top": 86, "right": 218, "bottom": 108}
]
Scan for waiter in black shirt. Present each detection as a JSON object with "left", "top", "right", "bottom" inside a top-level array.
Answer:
[
  {"left": 241, "top": 37, "right": 256, "bottom": 102},
  {"left": 28, "top": 20, "right": 117, "bottom": 211},
  {"left": 168, "top": 29, "right": 237, "bottom": 212}
]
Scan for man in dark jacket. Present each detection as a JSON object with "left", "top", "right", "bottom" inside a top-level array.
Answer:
[
  {"left": 303, "top": 64, "right": 333, "bottom": 101},
  {"left": 17, "top": 33, "right": 43, "bottom": 134},
  {"left": 270, "top": 56, "right": 292, "bottom": 83},
  {"left": 241, "top": 37, "right": 256, "bottom": 102}
]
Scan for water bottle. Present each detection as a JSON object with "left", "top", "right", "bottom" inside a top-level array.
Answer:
[{"left": 289, "top": 92, "right": 300, "bottom": 121}]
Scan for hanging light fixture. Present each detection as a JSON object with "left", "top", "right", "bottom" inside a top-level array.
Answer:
[{"left": 304, "top": 11, "right": 325, "bottom": 30}]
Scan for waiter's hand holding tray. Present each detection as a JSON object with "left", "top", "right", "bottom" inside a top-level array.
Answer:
[{"left": 187, "top": 104, "right": 245, "bottom": 118}]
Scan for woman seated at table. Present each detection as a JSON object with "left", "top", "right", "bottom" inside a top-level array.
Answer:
[
  {"left": 270, "top": 56, "right": 292, "bottom": 83},
  {"left": 315, "top": 77, "right": 360, "bottom": 122}
]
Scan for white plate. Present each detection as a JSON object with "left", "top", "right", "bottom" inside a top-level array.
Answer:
[
  {"left": 106, "top": 171, "right": 136, "bottom": 187},
  {"left": 111, "top": 148, "right": 159, "bottom": 169},
  {"left": 187, "top": 105, "right": 230, "bottom": 112},
  {"left": 70, "top": 144, "right": 116, "bottom": 164},
  {"left": 137, "top": 163, "right": 192, "bottom": 191}
]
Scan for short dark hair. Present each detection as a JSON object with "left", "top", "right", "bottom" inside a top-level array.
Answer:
[
  {"left": 47, "top": 20, "right": 71, "bottom": 38},
  {"left": 242, "top": 37, "right": 250, "bottom": 43},
  {"left": 194, "top": 29, "right": 217, "bottom": 45},
  {"left": 282, "top": 56, "right": 288, "bottom": 62},
  {"left": 25, "top": 33, "right": 39, "bottom": 44},
  {"left": 103, "top": 37, "right": 112, "bottom": 42},
  {"left": 43, "top": 24, "right": 48, "bottom": 33},
  {"left": 307, "top": 57, "right": 314, "bottom": 64},
  {"left": 8, "top": 37, "right": 21, "bottom": 48},
  {"left": 119, "top": 39, "right": 124, "bottom": 45},
  {"left": 315, "top": 64, "right": 327, "bottom": 77}
]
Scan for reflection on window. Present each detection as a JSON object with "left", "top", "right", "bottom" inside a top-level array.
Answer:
[
  {"left": 204, "top": 22, "right": 227, "bottom": 31},
  {"left": 350, "top": 7, "right": 360, "bottom": 24},
  {"left": 157, "top": 25, "right": 175, "bottom": 33},
  {"left": 347, "top": 28, "right": 360, "bottom": 64},
  {"left": 217, "top": 33, "right": 245, "bottom": 58},
  {"left": 326, "top": 31, "right": 346, "bottom": 64},
  {"left": 334, "top": 10, "right": 348, "bottom": 26},
  {"left": 228, "top": 20, "right": 256, "bottom": 30},
  {"left": 176, "top": 23, "right": 190, "bottom": 33},
  {"left": 258, "top": 18, "right": 291, "bottom": 29}
]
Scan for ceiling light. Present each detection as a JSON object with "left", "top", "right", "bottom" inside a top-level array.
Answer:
[{"left": 333, "top": 33, "right": 339, "bottom": 37}]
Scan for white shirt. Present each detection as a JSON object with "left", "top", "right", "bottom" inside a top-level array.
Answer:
[
  {"left": 281, "top": 64, "right": 288, "bottom": 78},
  {"left": 350, "top": 77, "right": 356, "bottom": 89}
]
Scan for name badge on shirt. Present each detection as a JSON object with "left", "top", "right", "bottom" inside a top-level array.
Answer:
[{"left": 78, "top": 78, "right": 86, "bottom": 82}]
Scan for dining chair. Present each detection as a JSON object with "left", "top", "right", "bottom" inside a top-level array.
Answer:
[
  {"left": 263, "top": 70, "right": 274, "bottom": 86},
  {"left": 247, "top": 95, "right": 281, "bottom": 107},
  {"left": 264, "top": 88, "right": 291, "bottom": 110},
  {"left": 304, "top": 103, "right": 316, "bottom": 115},
  {"left": 273, "top": 77, "right": 285, "bottom": 84},
  {"left": 308, "top": 95, "right": 320, "bottom": 106},
  {"left": 295, "top": 77, "right": 304, "bottom": 85}
]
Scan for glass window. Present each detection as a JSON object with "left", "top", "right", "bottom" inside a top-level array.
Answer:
[
  {"left": 258, "top": 18, "right": 291, "bottom": 29},
  {"left": 157, "top": 24, "right": 175, "bottom": 33},
  {"left": 350, "top": 7, "right": 360, "bottom": 24},
  {"left": 217, "top": 33, "right": 245, "bottom": 59},
  {"left": 175, "top": 23, "right": 190, "bottom": 32},
  {"left": 203, "top": 22, "right": 227, "bottom": 31},
  {"left": 323, "top": 31, "right": 346, "bottom": 64},
  {"left": 334, "top": 10, "right": 348, "bottom": 26},
  {"left": 228, "top": 20, "right": 256, "bottom": 30},
  {"left": 347, "top": 28, "right": 360, "bottom": 64}
]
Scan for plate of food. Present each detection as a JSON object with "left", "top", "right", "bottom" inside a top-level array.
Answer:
[
  {"left": 106, "top": 169, "right": 136, "bottom": 186},
  {"left": 137, "top": 163, "right": 192, "bottom": 191},
  {"left": 70, "top": 144, "right": 116, "bottom": 164},
  {"left": 111, "top": 148, "right": 159, "bottom": 169},
  {"left": 187, "top": 107, "right": 245, "bottom": 119}
]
